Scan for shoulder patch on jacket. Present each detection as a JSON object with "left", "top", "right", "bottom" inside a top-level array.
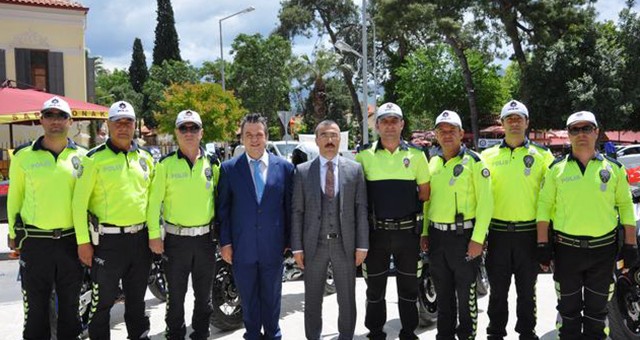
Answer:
[
  {"left": 464, "top": 149, "right": 481, "bottom": 162},
  {"left": 549, "top": 155, "right": 567, "bottom": 169},
  {"left": 159, "top": 151, "right": 176, "bottom": 163},
  {"left": 12, "top": 141, "right": 33, "bottom": 155},
  {"left": 530, "top": 141, "right": 550, "bottom": 151},
  {"left": 86, "top": 144, "right": 107, "bottom": 158},
  {"left": 603, "top": 155, "right": 623, "bottom": 168}
]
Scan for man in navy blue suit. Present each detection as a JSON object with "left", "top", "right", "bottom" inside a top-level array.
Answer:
[{"left": 217, "top": 113, "right": 294, "bottom": 340}]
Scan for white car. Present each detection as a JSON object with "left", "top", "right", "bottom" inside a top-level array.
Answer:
[
  {"left": 233, "top": 141, "right": 300, "bottom": 162},
  {"left": 617, "top": 144, "right": 640, "bottom": 157}
]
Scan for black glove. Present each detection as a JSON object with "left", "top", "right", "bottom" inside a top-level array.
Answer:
[
  {"left": 622, "top": 244, "right": 639, "bottom": 269},
  {"left": 536, "top": 242, "right": 552, "bottom": 266}
]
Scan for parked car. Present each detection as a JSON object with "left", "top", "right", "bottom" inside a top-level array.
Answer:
[
  {"left": 233, "top": 141, "right": 300, "bottom": 162},
  {"left": 619, "top": 154, "right": 640, "bottom": 171},
  {"left": 617, "top": 144, "right": 640, "bottom": 157}
]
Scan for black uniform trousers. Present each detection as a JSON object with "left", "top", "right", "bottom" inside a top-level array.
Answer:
[
  {"left": 20, "top": 234, "right": 83, "bottom": 340},
  {"left": 364, "top": 229, "right": 420, "bottom": 340},
  {"left": 485, "top": 229, "right": 538, "bottom": 339},
  {"left": 553, "top": 242, "right": 617, "bottom": 340},
  {"left": 88, "top": 230, "right": 151, "bottom": 340},
  {"left": 164, "top": 233, "right": 216, "bottom": 340},
  {"left": 429, "top": 227, "right": 480, "bottom": 340}
]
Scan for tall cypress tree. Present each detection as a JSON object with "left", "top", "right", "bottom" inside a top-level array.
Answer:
[
  {"left": 152, "top": 0, "right": 181, "bottom": 66},
  {"left": 129, "top": 38, "right": 149, "bottom": 93}
]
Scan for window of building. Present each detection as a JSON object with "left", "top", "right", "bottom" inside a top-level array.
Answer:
[{"left": 15, "top": 48, "right": 64, "bottom": 95}]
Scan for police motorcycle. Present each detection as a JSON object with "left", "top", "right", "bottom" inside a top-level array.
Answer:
[{"left": 607, "top": 186, "right": 640, "bottom": 339}]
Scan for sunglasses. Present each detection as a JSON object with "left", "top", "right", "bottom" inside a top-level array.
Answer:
[
  {"left": 178, "top": 125, "right": 201, "bottom": 133},
  {"left": 42, "top": 112, "right": 69, "bottom": 120},
  {"left": 568, "top": 125, "right": 596, "bottom": 136}
]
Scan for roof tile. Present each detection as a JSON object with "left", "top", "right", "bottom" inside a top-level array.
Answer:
[{"left": 0, "top": 0, "right": 87, "bottom": 11}]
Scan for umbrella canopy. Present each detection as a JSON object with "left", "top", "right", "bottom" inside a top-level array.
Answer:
[{"left": 0, "top": 87, "right": 109, "bottom": 124}]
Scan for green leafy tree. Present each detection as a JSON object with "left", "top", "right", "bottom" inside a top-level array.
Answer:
[
  {"left": 95, "top": 69, "right": 142, "bottom": 109},
  {"left": 396, "top": 45, "right": 506, "bottom": 132},
  {"left": 376, "top": 0, "right": 497, "bottom": 147},
  {"left": 198, "top": 60, "right": 224, "bottom": 83},
  {"left": 478, "top": 0, "right": 597, "bottom": 103},
  {"left": 277, "top": 0, "right": 365, "bottom": 125},
  {"left": 525, "top": 20, "right": 629, "bottom": 130},
  {"left": 142, "top": 60, "right": 199, "bottom": 128},
  {"left": 128, "top": 38, "right": 151, "bottom": 128},
  {"left": 617, "top": 2, "right": 640, "bottom": 130},
  {"left": 229, "top": 33, "right": 293, "bottom": 138},
  {"left": 128, "top": 38, "right": 149, "bottom": 93},
  {"left": 156, "top": 83, "right": 246, "bottom": 142},
  {"left": 501, "top": 61, "right": 521, "bottom": 101},
  {"left": 292, "top": 49, "right": 340, "bottom": 126},
  {"left": 152, "top": 0, "right": 181, "bottom": 66}
]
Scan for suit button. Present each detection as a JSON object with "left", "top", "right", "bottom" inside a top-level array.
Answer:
[{"left": 258, "top": 209, "right": 262, "bottom": 213}]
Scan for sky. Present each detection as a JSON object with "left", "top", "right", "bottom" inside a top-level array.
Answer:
[{"left": 81, "top": 0, "right": 634, "bottom": 71}]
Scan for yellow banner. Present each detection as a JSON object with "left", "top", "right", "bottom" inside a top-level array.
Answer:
[{"left": 0, "top": 109, "right": 108, "bottom": 124}]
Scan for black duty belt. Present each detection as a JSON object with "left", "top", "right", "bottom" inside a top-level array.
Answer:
[
  {"left": 23, "top": 225, "right": 75, "bottom": 239},
  {"left": 374, "top": 215, "right": 421, "bottom": 231},
  {"left": 554, "top": 230, "right": 617, "bottom": 249},
  {"left": 489, "top": 219, "right": 536, "bottom": 232}
]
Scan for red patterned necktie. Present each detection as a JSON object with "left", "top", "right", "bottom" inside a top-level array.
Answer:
[{"left": 325, "top": 161, "right": 335, "bottom": 198}]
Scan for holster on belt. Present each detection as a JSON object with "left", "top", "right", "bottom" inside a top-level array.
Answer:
[
  {"left": 88, "top": 212, "right": 100, "bottom": 246},
  {"left": 13, "top": 214, "right": 27, "bottom": 249},
  {"left": 414, "top": 213, "right": 424, "bottom": 235}
]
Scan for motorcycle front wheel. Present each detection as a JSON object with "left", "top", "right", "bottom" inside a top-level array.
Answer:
[
  {"left": 210, "top": 256, "right": 244, "bottom": 331},
  {"left": 147, "top": 255, "right": 168, "bottom": 301},
  {"left": 417, "top": 268, "right": 438, "bottom": 326},
  {"left": 608, "top": 273, "right": 640, "bottom": 339}
]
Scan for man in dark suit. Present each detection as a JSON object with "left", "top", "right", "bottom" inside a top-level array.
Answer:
[
  {"left": 291, "top": 120, "right": 369, "bottom": 340},
  {"left": 217, "top": 113, "right": 295, "bottom": 340}
]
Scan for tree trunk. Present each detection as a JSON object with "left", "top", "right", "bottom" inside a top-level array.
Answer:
[
  {"left": 445, "top": 35, "right": 480, "bottom": 149},
  {"left": 321, "top": 14, "right": 362, "bottom": 137},
  {"left": 312, "top": 77, "right": 327, "bottom": 124},
  {"left": 495, "top": 0, "right": 530, "bottom": 103}
]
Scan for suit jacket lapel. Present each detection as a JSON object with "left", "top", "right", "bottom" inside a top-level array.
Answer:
[
  {"left": 337, "top": 156, "right": 345, "bottom": 221},
  {"left": 262, "top": 153, "right": 278, "bottom": 203},
  {"left": 239, "top": 153, "right": 259, "bottom": 203},
  {"left": 310, "top": 157, "right": 321, "bottom": 207}
]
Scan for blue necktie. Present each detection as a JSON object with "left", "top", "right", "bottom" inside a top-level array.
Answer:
[{"left": 252, "top": 160, "right": 265, "bottom": 202}]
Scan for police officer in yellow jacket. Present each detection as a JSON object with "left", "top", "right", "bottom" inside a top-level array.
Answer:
[
  {"left": 537, "top": 111, "right": 637, "bottom": 339},
  {"left": 147, "top": 110, "right": 219, "bottom": 340},
  {"left": 356, "top": 103, "right": 430, "bottom": 340},
  {"left": 72, "top": 101, "right": 155, "bottom": 340},
  {"left": 7, "top": 96, "right": 85, "bottom": 339},
  {"left": 481, "top": 100, "right": 554, "bottom": 340},
  {"left": 422, "top": 110, "right": 493, "bottom": 340}
]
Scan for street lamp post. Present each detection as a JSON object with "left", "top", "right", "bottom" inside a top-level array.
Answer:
[
  {"left": 219, "top": 6, "right": 255, "bottom": 91},
  {"left": 361, "top": 0, "right": 368, "bottom": 145}
]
